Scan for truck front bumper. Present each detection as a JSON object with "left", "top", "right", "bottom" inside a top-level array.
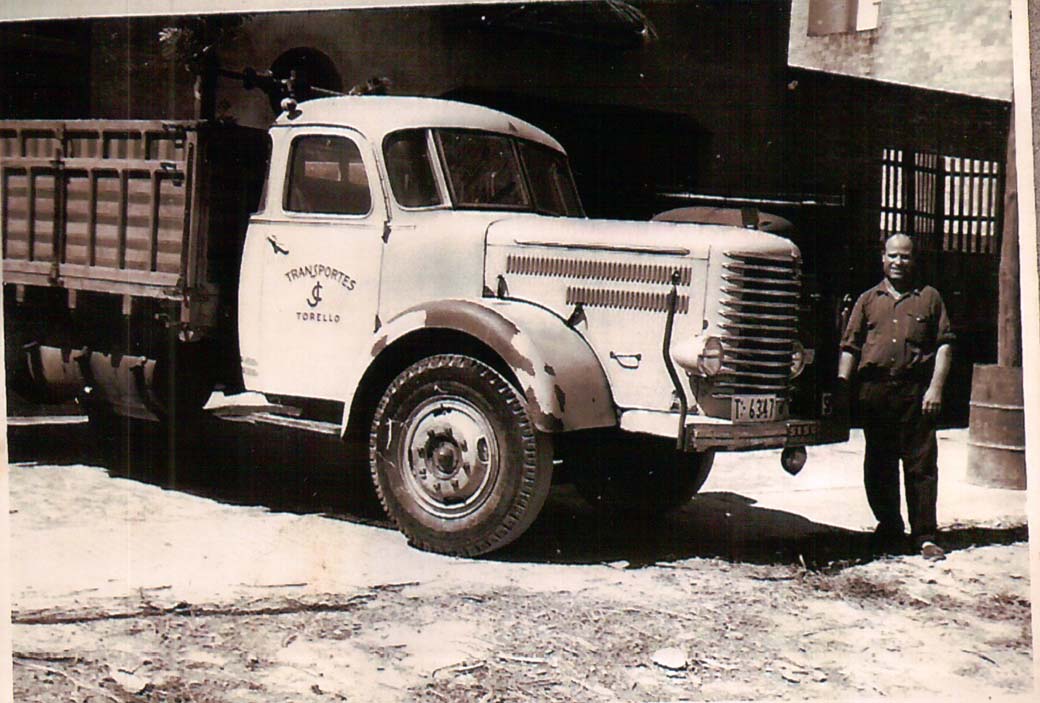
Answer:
[
  {"left": 683, "top": 418, "right": 849, "bottom": 452},
  {"left": 618, "top": 409, "right": 849, "bottom": 453}
]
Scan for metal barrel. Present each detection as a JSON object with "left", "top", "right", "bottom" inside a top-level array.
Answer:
[{"left": 966, "top": 364, "right": 1026, "bottom": 490}]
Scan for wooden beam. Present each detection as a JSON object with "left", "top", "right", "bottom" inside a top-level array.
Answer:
[{"left": 998, "top": 104, "right": 1021, "bottom": 367}]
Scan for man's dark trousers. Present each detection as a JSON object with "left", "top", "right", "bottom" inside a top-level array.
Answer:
[{"left": 857, "top": 378, "right": 938, "bottom": 545}]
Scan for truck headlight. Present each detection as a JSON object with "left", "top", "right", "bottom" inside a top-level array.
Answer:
[
  {"left": 790, "top": 340, "right": 806, "bottom": 379},
  {"left": 673, "top": 335, "right": 724, "bottom": 377},
  {"left": 697, "top": 336, "right": 724, "bottom": 377}
]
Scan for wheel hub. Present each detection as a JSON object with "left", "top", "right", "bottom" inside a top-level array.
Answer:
[
  {"left": 432, "top": 440, "right": 460, "bottom": 473},
  {"left": 403, "top": 399, "right": 497, "bottom": 510}
]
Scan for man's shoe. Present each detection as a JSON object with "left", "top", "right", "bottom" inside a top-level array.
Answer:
[
  {"left": 871, "top": 524, "right": 907, "bottom": 554},
  {"left": 921, "top": 541, "right": 945, "bottom": 561}
]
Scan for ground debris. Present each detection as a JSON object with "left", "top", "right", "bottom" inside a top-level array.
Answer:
[
  {"left": 14, "top": 591, "right": 377, "bottom": 625},
  {"left": 15, "top": 660, "right": 120, "bottom": 703},
  {"left": 431, "top": 660, "right": 488, "bottom": 679},
  {"left": 651, "top": 647, "right": 688, "bottom": 671},
  {"left": 962, "top": 649, "right": 998, "bottom": 665},
  {"left": 497, "top": 653, "right": 548, "bottom": 665},
  {"left": 694, "top": 655, "right": 739, "bottom": 672},
  {"left": 107, "top": 665, "right": 150, "bottom": 694},
  {"left": 10, "top": 457, "right": 1033, "bottom": 702},
  {"left": 14, "top": 651, "right": 82, "bottom": 664}
]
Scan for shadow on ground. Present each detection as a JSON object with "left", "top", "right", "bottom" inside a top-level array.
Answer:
[{"left": 7, "top": 414, "right": 1027, "bottom": 571}]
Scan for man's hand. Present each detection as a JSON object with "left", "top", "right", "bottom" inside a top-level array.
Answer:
[
  {"left": 922, "top": 385, "right": 943, "bottom": 416},
  {"left": 924, "top": 344, "right": 953, "bottom": 417}
]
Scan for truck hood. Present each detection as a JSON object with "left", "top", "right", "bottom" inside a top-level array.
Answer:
[{"left": 485, "top": 215, "right": 800, "bottom": 260}]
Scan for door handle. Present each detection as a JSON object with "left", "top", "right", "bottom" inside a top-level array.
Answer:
[
  {"left": 267, "top": 235, "right": 289, "bottom": 255},
  {"left": 609, "top": 351, "right": 642, "bottom": 369}
]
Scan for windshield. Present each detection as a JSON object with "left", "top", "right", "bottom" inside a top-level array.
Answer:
[
  {"left": 438, "top": 130, "right": 530, "bottom": 209},
  {"left": 382, "top": 127, "right": 583, "bottom": 216},
  {"left": 516, "top": 140, "right": 584, "bottom": 217}
]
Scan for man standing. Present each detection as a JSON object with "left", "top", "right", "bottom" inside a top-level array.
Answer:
[{"left": 838, "top": 234, "right": 954, "bottom": 560}]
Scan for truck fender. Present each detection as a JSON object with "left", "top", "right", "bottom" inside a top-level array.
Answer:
[{"left": 355, "top": 299, "right": 617, "bottom": 434}]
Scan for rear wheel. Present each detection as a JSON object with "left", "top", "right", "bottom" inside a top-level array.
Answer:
[
  {"left": 79, "top": 341, "right": 213, "bottom": 476},
  {"left": 369, "top": 354, "right": 553, "bottom": 556},
  {"left": 571, "top": 431, "right": 714, "bottom": 515},
  {"left": 150, "top": 341, "right": 216, "bottom": 424}
]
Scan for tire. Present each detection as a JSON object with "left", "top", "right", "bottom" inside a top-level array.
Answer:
[
  {"left": 572, "top": 431, "right": 715, "bottom": 516},
  {"left": 369, "top": 354, "right": 553, "bottom": 556},
  {"left": 81, "top": 396, "right": 131, "bottom": 472}
]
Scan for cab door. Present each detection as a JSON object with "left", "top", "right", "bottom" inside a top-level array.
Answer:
[{"left": 245, "top": 127, "right": 385, "bottom": 401}]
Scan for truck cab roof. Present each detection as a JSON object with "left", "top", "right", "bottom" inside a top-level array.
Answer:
[{"left": 273, "top": 95, "right": 565, "bottom": 153}]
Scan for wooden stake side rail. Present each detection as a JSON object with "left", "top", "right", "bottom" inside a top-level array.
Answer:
[{"left": 0, "top": 120, "right": 200, "bottom": 301}]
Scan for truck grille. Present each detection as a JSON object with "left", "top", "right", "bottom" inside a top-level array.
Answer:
[{"left": 713, "top": 250, "right": 801, "bottom": 400}]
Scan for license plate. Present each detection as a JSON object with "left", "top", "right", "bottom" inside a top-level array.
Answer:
[{"left": 731, "top": 395, "right": 787, "bottom": 422}]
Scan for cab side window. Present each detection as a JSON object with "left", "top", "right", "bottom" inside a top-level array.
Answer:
[{"left": 286, "top": 135, "right": 371, "bottom": 215}]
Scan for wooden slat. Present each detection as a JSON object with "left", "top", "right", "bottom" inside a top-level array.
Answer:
[
  {"left": 2, "top": 260, "right": 51, "bottom": 275},
  {"left": 50, "top": 262, "right": 181, "bottom": 287},
  {"left": 1, "top": 168, "right": 7, "bottom": 258},
  {"left": 955, "top": 159, "right": 966, "bottom": 251},
  {"left": 27, "top": 170, "right": 37, "bottom": 261},
  {"left": 2, "top": 156, "right": 185, "bottom": 176},
  {"left": 0, "top": 119, "right": 193, "bottom": 132},
  {"left": 150, "top": 171, "right": 160, "bottom": 272},
  {"left": 967, "top": 159, "right": 977, "bottom": 253},
  {"left": 987, "top": 164, "right": 998, "bottom": 253},
  {"left": 1, "top": 269, "right": 183, "bottom": 299}
]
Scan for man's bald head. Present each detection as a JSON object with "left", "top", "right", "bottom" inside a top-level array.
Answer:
[
  {"left": 882, "top": 233, "right": 914, "bottom": 289},
  {"left": 885, "top": 233, "right": 914, "bottom": 253}
]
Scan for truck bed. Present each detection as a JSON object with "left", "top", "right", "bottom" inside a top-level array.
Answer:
[{"left": 1, "top": 119, "right": 267, "bottom": 316}]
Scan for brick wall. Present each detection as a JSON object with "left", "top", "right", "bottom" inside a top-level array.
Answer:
[{"left": 789, "top": 0, "right": 1012, "bottom": 100}]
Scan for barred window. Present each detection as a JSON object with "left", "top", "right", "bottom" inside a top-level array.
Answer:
[{"left": 879, "top": 148, "right": 1002, "bottom": 255}]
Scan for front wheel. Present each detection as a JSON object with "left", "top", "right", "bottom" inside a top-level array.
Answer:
[{"left": 369, "top": 354, "right": 553, "bottom": 556}]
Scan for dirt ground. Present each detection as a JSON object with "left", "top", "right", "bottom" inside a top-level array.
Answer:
[{"left": 4, "top": 409, "right": 1035, "bottom": 702}]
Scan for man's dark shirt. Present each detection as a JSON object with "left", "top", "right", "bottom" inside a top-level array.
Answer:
[{"left": 840, "top": 281, "right": 955, "bottom": 380}]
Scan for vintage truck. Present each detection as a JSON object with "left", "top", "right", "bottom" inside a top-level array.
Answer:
[{"left": 1, "top": 96, "right": 848, "bottom": 555}]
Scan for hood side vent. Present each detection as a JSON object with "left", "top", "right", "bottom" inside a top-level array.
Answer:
[
  {"left": 566, "top": 286, "right": 689, "bottom": 314},
  {"left": 507, "top": 254, "right": 691, "bottom": 286}
]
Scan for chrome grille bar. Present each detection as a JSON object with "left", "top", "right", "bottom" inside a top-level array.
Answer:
[
  {"left": 721, "top": 288, "right": 800, "bottom": 299},
  {"left": 724, "top": 262, "right": 797, "bottom": 275},
  {"left": 718, "top": 299, "right": 799, "bottom": 311},
  {"left": 720, "top": 323, "right": 798, "bottom": 334},
  {"left": 720, "top": 367, "right": 793, "bottom": 378},
  {"left": 714, "top": 382, "right": 789, "bottom": 392},
  {"left": 724, "top": 342, "right": 794, "bottom": 352},
  {"left": 720, "top": 311, "right": 798, "bottom": 322},
  {"left": 722, "top": 273, "right": 800, "bottom": 286}
]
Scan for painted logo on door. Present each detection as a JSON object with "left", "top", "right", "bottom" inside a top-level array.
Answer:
[
  {"left": 284, "top": 264, "right": 357, "bottom": 323},
  {"left": 307, "top": 281, "right": 323, "bottom": 308}
]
